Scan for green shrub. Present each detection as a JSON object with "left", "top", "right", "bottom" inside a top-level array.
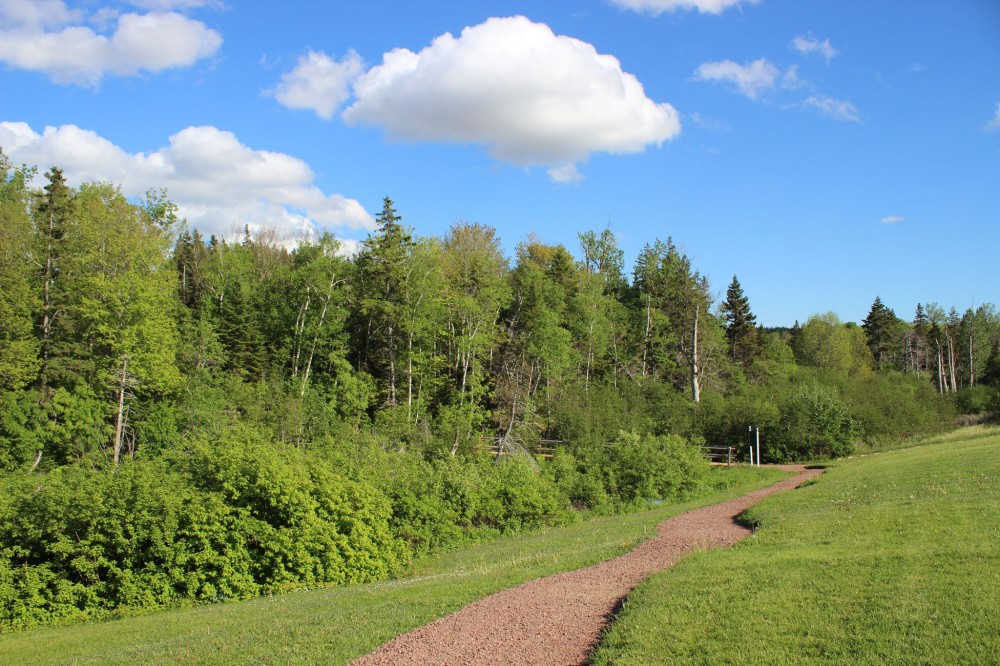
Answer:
[
  {"left": 599, "top": 432, "right": 709, "bottom": 505},
  {"left": 767, "top": 383, "right": 857, "bottom": 461},
  {"left": 956, "top": 385, "right": 999, "bottom": 415}
]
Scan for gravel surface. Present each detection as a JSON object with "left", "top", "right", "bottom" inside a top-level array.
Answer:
[{"left": 353, "top": 466, "right": 822, "bottom": 666}]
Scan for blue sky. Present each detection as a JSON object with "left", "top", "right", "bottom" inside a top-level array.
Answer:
[{"left": 1, "top": 0, "right": 998, "bottom": 327}]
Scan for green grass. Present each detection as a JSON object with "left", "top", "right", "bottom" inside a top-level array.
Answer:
[
  {"left": 590, "top": 426, "right": 1000, "bottom": 665},
  {"left": 0, "top": 465, "right": 787, "bottom": 665}
]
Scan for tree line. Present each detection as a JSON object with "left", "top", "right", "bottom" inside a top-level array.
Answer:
[{"left": 0, "top": 154, "right": 995, "bottom": 628}]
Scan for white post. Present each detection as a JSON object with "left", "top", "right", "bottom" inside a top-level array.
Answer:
[
  {"left": 748, "top": 426, "right": 753, "bottom": 465},
  {"left": 755, "top": 427, "right": 761, "bottom": 467}
]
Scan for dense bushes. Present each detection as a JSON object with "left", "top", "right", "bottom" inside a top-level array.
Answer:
[
  {"left": 546, "top": 432, "right": 709, "bottom": 511},
  {"left": 694, "top": 367, "right": 956, "bottom": 462},
  {"left": 0, "top": 422, "right": 717, "bottom": 630},
  {"left": 0, "top": 437, "right": 409, "bottom": 629}
]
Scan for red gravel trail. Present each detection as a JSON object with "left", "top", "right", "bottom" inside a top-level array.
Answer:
[{"left": 353, "top": 466, "right": 821, "bottom": 666}]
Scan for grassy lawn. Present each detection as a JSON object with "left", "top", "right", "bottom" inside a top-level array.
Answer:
[
  {"left": 590, "top": 426, "right": 1000, "bottom": 665},
  {"left": 0, "top": 465, "right": 787, "bottom": 665}
]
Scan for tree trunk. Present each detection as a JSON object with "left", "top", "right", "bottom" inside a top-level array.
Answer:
[
  {"left": 641, "top": 297, "right": 652, "bottom": 378},
  {"left": 969, "top": 325, "right": 976, "bottom": 386},
  {"left": 690, "top": 305, "right": 701, "bottom": 403},
  {"left": 935, "top": 341, "right": 945, "bottom": 394},
  {"left": 113, "top": 355, "right": 129, "bottom": 466},
  {"left": 407, "top": 331, "right": 414, "bottom": 421},
  {"left": 39, "top": 210, "right": 56, "bottom": 393},
  {"left": 291, "top": 289, "right": 311, "bottom": 378},
  {"left": 387, "top": 323, "right": 397, "bottom": 406},
  {"left": 946, "top": 334, "right": 957, "bottom": 392},
  {"left": 300, "top": 276, "right": 339, "bottom": 398}
]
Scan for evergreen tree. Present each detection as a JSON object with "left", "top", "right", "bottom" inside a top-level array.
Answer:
[
  {"left": 632, "top": 238, "right": 712, "bottom": 399},
  {"left": 33, "top": 167, "right": 76, "bottom": 394},
  {"left": 352, "top": 197, "right": 416, "bottom": 407},
  {"left": 720, "top": 275, "right": 761, "bottom": 367},
  {"left": 861, "top": 296, "right": 900, "bottom": 370}
]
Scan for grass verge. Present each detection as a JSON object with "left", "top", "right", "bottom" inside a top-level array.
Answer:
[
  {"left": 0, "top": 465, "right": 787, "bottom": 665},
  {"left": 590, "top": 426, "right": 1000, "bottom": 665}
]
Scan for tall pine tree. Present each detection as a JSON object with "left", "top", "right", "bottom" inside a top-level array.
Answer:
[
  {"left": 861, "top": 296, "right": 900, "bottom": 370},
  {"left": 352, "top": 197, "right": 415, "bottom": 407},
  {"left": 720, "top": 275, "right": 761, "bottom": 367}
]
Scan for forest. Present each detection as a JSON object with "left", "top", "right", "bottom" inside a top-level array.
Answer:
[{"left": 0, "top": 154, "right": 997, "bottom": 629}]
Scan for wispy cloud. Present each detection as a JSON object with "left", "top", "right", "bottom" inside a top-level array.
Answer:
[
  {"left": 693, "top": 58, "right": 779, "bottom": 100},
  {"left": 547, "top": 163, "right": 585, "bottom": 184},
  {"left": 791, "top": 33, "right": 839, "bottom": 63},
  {"left": 880, "top": 215, "right": 905, "bottom": 224},
  {"left": 985, "top": 103, "right": 1000, "bottom": 132},
  {"left": 607, "top": 0, "right": 759, "bottom": 16},
  {"left": 803, "top": 95, "right": 861, "bottom": 122}
]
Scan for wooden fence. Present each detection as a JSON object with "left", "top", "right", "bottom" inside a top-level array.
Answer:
[{"left": 701, "top": 444, "right": 735, "bottom": 465}]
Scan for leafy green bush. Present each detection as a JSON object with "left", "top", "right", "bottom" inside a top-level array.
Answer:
[
  {"left": 601, "top": 432, "right": 709, "bottom": 504},
  {"left": 767, "top": 383, "right": 858, "bottom": 461},
  {"left": 839, "top": 371, "right": 953, "bottom": 442},
  {"left": 0, "top": 461, "right": 256, "bottom": 630},
  {"left": 0, "top": 426, "right": 417, "bottom": 630},
  {"left": 955, "top": 385, "right": 999, "bottom": 415}
]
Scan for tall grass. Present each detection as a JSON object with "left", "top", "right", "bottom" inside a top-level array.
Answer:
[
  {"left": 0, "top": 465, "right": 786, "bottom": 665},
  {"left": 590, "top": 426, "right": 1000, "bottom": 665}
]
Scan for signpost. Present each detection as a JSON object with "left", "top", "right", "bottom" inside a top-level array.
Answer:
[{"left": 748, "top": 425, "right": 761, "bottom": 467}]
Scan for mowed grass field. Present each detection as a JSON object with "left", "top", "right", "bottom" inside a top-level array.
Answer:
[
  {"left": 0, "top": 466, "right": 787, "bottom": 665},
  {"left": 591, "top": 426, "right": 1000, "bottom": 665}
]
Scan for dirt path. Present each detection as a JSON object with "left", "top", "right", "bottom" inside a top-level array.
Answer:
[{"left": 353, "top": 466, "right": 822, "bottom": 666}]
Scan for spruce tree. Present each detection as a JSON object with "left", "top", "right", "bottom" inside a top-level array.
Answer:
[
  {"left": 34, "top": 168, "right": 75, "bottom": 394},
  {"left": 720, "top": 275, "right": 760, "bottom": 367},
  {"left": 861, "top": 296, "right": 899, "bottom": 370},
  {"left": 352, "top": 197, "right": 415, "bottom": 406}
]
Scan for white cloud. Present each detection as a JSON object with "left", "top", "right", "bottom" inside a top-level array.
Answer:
[
  {"left": 791, "top": 34, "right": 839, "bottom": 63},
  {"left": 0, "top": 0, "right": 79, "bottom": 28},
  {"left": 985, "top": 103, "right": 1000, "bottom": 131},
  {"left": 126, "top": 0, "right": 224, "bottom": 9},
  {"left": 547, "top": 163, "right": 584, "bottom": 184},
  {"left": 780, "top": 64, "right": 805, "bottom": 90},
  {"left": 880, "top": 215, "right": 904, "bottom": 224},
  {"left": 695, "top": 56, "right": 861, "bottom": 123},
  {"left": 268, "top": 50, "right": 364, "bottom": 120},
  {"left": 694, "top": 58, "right": 779, "bottom": 99},
  {"left": 0, "top": 0, "right": 221, "bottom": 86},
  {"left": 0, "top": 121, "right": 374, "bottom": 241},
  {"left": 608, "top": 0, "right": 759, "bottom": 16},
  {"left": 803, "top": 95, "right": 860, "bottom": 122},
  {"left": 336, "top": 16, "right": 680, "bottom": 182}
]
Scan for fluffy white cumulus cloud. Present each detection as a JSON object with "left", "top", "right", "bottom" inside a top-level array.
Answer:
[
  {"left": 335, "top": 16, "right": 680, "bottom": 180},
  {"left": 268, "top": 50, "right": 365, "bottom": 120},
  {"left": 608, "top": 0, "right": 758, "bottom": 15},
  {"left": 0, "top": 0, "right": 221, "bottom": 86},
  {"left": 0, "top": 121, "right": 374, "bottom": 241},
  {"left": 791, "top": 34, "right": 839, "bottom": 63},
  {"left": 694, "top": 58, "right": 779, "bottom": 99},
  {"left": 0, "top": 0, "right": 79, "bottom": 28}
]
